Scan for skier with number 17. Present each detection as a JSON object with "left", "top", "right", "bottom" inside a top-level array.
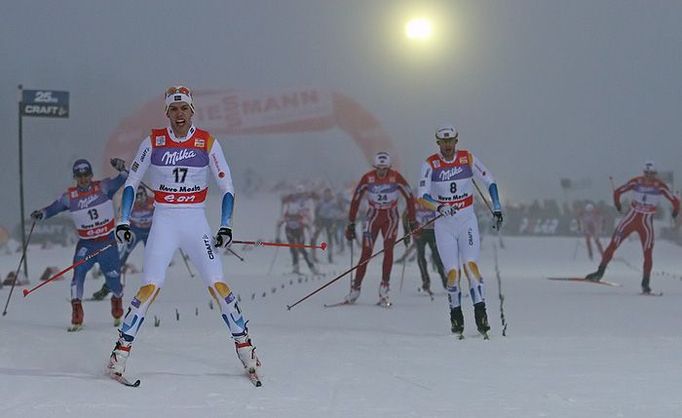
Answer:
[{"left": 105, "top": 85, "right": 262, "bottom": 386}]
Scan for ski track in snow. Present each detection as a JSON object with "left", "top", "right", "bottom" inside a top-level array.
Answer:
[{"left": 1, "top": 194, "right": 681, "bottom": 417}]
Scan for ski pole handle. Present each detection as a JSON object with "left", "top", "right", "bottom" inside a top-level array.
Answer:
[
  {"left": 22, "top": 243, "right": 114, "bottom": 298},
  {"left": 233, "top": 240, "right": 328, "bottom": 251}
]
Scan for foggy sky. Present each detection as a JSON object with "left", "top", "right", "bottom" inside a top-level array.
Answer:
[{"left": 2, "top": 0, "right": 682, "bottom": 227}]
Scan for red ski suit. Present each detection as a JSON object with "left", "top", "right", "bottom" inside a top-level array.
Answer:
[
  {"left": 600, "top": 176, "right": 679, "bottom": 276},
  {"left": 348, "top": 169, "right": 415, "bottom": 289}
]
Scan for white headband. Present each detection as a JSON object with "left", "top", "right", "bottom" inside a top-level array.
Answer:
[{"left": 165, "top": 93, "right": 194, "bottom": 111}]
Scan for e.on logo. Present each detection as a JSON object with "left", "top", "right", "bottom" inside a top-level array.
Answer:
[
  {"left": 86, "top": 226, "right": 108, "bottom": 236},
  {"left": 163, "top": 194, "right": 197, "bottom": 203}
]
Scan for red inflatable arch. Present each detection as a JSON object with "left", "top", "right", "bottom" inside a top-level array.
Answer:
[{"left": 102, "top": 86, "right": 399, "bottom": 174}]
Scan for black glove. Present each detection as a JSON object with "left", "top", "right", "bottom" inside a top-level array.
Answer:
[
  {"left": 437, "top": 204, "right": 456, "bottom": 216},
  {"left": 614, "top": 200, "right": 622, "bottom": 213},
  {"left": 110, "top": 158, "right": 126, "bottom": 172},
  {"left": 115, "top": 223, "right": 133, "bottom": 244},
  {"left": 30, "top": 210, "right": 44, "bottom": 221},
  {"left": 404, "top": 220, "right": 418, "bottom": 247},
  {"left": 493, "top": 211, "right": 504, "bottom": 230},
  {"left": 345, "top": 223, "right": 356, "bottom": 241},
  {"left": 673, "top": 208, "right": 679, "bottom": 219},
  {"left": 214, "top": 227, "right": 233, "bottom": 248}
]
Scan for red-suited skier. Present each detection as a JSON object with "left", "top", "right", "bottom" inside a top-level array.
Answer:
[
  {"left": 585, "top": 161, "right": 679, "bottom": 294},
  {"left": 344, "top": 152, "right": 416, "bottom": 307}
]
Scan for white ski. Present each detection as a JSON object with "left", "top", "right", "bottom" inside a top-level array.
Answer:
[
  {"left": 109, "top": 372, "right": 141, "bottom": 387},
  {"left": 247, "top": 368, "right": 262, "bottom": 387}
]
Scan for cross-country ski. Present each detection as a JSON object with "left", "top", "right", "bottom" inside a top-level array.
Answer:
[{"left": 547, "top": 277, "right": 623, "bottom": 287}]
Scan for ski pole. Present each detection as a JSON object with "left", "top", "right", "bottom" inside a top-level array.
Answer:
[
  {"left": 349, "top": 235, "right": 354, "bottom": 290},
  {"left": 118, "top": 165, "right": 153, "bottom": 194},
  {"left": 472, "top": 179, "right": 496, "bottom": 218},
  {"left": 398, "top": 234, "right": 414, "bottom": 293},
  {"left": 140, "top": 181, "right": 154, "bottom": 193},
  {"left": 266, "top": 247, "right": 279, "bottom": 276},
  {"left": 233, "top": 240, "right": 327, "bottom": 250},
  {"left": 286, "top": 214, "right": 443, "bottom": 310},
  {"left": 473, "top": 181, "right": 508, "bottom": 334},
  {"left": 609, "top": 176, "right": 625, "bottom": 215},
  {"left": 178, "top": 248, "right": 195, "bottom": 278},
  {"left": 473, "top": 180, "right": 503, "bottom": 233},
  {"left": 399, "top": 246, "right": 408, "bottom": 293},
  {"left": 226, "top": 247, "right": 245, "bottom": 262},
  {"left": 22, "top": 243, "right": 114, "bottom": 298},
  {"left": 572, "top": 237, "right": 581, "bottom": 261},
  {"left": 2, "top": 221, "right": 36, "bottom": 316},
  {"left": 472, "top": 180, "right": 494, "bottom": 215},
  {"left": 493, "top": 242, "right": 508, "bottom": 336}
]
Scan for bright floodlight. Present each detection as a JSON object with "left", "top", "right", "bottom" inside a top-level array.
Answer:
[{"left": 405, "top": 18, "right": 433, "bottom": 40}]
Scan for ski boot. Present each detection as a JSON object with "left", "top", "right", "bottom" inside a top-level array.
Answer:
[
  {"left": 450, "top": 306, "right": 464, "bottom": 339},
  {"left": 235, "top": 337, "right": 262, "bottom": 386},
  {"left": 641, "top": 274, "right": 652, "bottom": 294},
  {"left": 419, "top": 282, "right": 432, "bottom": 294},
  {"left": 585, "top": 264, "right": 606, "bottom": 282},
  {"left": 123, "top": 263, "right": 139, "bottom": 274},
  {"left": 68, "top": 299, "right": 84, "bottom": 332},
  {"left": 440, "top": 276, "right": 448, "bottom": 291},
  {"left": 235, "top": 337, "right": 261, "bottom": 371},
  {"left": 474, "top": 302, "right": 490, "bottom": 339},
  {"left": 92, "top": 284, "right": 110, "bottom": 301},
  {"left": 111, "top": 296, "right": 124, "bottom": 327},
  {"left": 344, "top": 287, "right": 361, "bottom": 304},
  {"left": 107, "top": 336, "right": 132, "bottom": 377},
  {"left": 377, "top": 282, "right": 391, "bottom": 308},
  {"left": 292, "top": 263, "right": 302, "bottom": 276}
]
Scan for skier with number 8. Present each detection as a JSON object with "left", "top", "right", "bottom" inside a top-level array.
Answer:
[{"left": 417, "top": 123, "right": 503, "bottom": 339}]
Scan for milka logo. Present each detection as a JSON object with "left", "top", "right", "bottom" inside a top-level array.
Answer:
[
  {"left": 161, "top": 149, "right": 197, "bottom": 165},
  {"left": 373, "top": 186, "right": 393, "bottom": 194},
  {"left": 438, "top": 167, "right": 463, "bottom": 181},
  {"left": 77, "top": 195, "right": 99, "bottom": 209}
]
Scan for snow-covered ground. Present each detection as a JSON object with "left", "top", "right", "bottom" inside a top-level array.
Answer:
[{"left": 1, "top": 195, "right": 681, "bottom": 418}]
